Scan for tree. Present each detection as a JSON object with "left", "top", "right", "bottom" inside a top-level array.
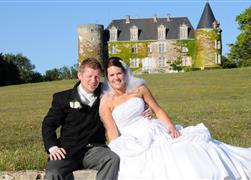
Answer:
[
  {"left": 4, "top": 53, "right": 36, "bottom": 83},
  {"left": 59, "top": 66, "right": 72, "bottom": 80},
  {"left": 221, "top": 55, "right": 237, "bottom": 69},
  {"left": 44, "top": 68, "right": 61, "bottom": 81},
  {"left": 228, "top": 6, "right": 251, "bottom": 67},
  {"left": 0, "top": 53, "right": 21, "bottom": 86},
  {"left": 31, "top": 72, "right": 44, "bottom": 83},
  {"left": 170, "top": 59, "right": 183, "bottom": 72},
  {"left": 43, "top": 64, "right": 78, "bottom": 81},
  {"left": 70, "top": 64, "right": 78, "bottom": 79}
]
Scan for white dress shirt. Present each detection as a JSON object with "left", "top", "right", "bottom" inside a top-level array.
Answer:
[{"left": 77, "top": 85, "right": 97, "bottom": 107}]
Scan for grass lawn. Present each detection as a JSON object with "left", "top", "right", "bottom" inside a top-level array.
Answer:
[{"left": 0, "top": 67, "right": 250, "bottom": 170}]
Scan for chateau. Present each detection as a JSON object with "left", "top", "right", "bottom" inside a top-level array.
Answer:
[{"left": 77, "top": 2, "right": 222, "bottom": 73}]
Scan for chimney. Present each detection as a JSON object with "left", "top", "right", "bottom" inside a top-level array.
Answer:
[
  {"left": 153, "top": 14, "right": 157, "bottom": 22},
  {"left": 166, "top": 13, "right": 171, "bottom": 22},
  {"left": 126, "top": 15, "right": 130, "bottom": 24}
]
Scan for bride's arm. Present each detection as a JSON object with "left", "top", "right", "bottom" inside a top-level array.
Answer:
[
  {"left": 139, "top": 85, "right": 181, "bottom": 138},
  {"left": 99, "top": 96, "right": 120, "bottom": 142}
]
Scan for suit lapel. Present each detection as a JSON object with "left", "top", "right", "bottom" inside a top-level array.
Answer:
[
  {"left": 69, "top": 81, "right": 82, "bottom": 103},
  {"left": 91, "top": 83, "right": 102, "bottom": 107},
  {"left": 69, "top": 81, "right": 102, "bottom": 108}
]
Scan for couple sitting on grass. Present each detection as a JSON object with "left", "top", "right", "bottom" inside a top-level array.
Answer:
[{"left": 42, "top": 57, "right": 251, "bottom": 180}]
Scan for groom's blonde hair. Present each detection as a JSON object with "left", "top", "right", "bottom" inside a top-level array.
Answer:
[{"left": 79, "top": 58, "right": 103, "bottom": 73}]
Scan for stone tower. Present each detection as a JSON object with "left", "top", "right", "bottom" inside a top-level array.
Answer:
[
  {"left": 194, "top": 2, "right": 222, "bottom": 69},
  {"left": 77, "top": 24, "right": 104, "bottom": 65}
]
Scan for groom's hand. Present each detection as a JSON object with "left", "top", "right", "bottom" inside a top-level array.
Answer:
[
  {"left": 141, "top": 104, "right": 153, "bottom": 119},
  {"left": 49, "top": 147, "right": 66, "bottom": 160}
]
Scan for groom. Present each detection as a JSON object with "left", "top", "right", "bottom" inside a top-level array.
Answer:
[{"left": 42, "top": 58, "right": 120, "bottom": 180}]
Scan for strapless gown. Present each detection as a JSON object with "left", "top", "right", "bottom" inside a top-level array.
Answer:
[{"left": 108, "top": 97, "right": 251, "bottom": 180}]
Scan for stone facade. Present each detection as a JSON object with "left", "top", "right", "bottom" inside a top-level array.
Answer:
[
  {"left": 0, "top": 170, "right": 96, "bottom": 180},
  {"left": 77, "top": 2, "right": 222, "bottom": 73},
  {"left": 195, "top": 27, "right": 222, "bottom": 68},
  {"left": 77, "top": 24, "right": 104, "bottom": 65}
]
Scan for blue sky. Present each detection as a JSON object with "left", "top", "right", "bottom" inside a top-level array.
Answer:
[{"left": 0, "top": 0, "right": 250, "bottom": 74}]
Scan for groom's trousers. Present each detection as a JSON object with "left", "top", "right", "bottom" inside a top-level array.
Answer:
[{"left": 44, "top": 146, "right": 120, "bottom": 180}]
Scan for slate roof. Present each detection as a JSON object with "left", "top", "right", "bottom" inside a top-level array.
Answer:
[
  {"left": 197, "top": 2, "right": 216, "bottom": 29},
  {"left": 106, "top": 16, "right": 194, "bottom": 41}
]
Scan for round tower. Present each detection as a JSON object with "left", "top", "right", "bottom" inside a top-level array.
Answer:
[
  {"left": 77, "top": 24, "right": 104, "bottom": 65},
  {"left": 195, "top": 2, "right": 222, "bottom": 69}
]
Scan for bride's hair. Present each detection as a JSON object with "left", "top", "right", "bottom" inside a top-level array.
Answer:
[
  {"left": 105, "top": 57, "right": 126, "bottom": 76},
  {"left": 102, "top": 56, "right": 145, "bottom": 95}
]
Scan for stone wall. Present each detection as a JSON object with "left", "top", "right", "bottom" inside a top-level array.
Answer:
[
  {"left": 77, "top": 24, "right": 104, "bottom": 64},
  {"left": 0, "top": 170, "right": 97, "bottom": 180}
]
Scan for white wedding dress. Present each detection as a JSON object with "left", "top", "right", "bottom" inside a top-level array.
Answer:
[{"left": 109, "top": 97, "right": 251, "bottom": 180}]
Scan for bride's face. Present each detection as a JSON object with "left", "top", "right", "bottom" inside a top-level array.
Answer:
[{"left": 107, "top": 66, "right": 126, "bottom": 91}]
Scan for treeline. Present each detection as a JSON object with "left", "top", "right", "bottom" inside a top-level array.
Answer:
[
  {"left": 0, "top": 53, "right": 78, "bottom": 86},
  {"left": 222, "top": 6, "right": 251, "bottom": 68}
]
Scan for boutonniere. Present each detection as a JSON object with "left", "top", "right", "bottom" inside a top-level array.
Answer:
[{"left": 69, "top": 100, "right": 82, "bottom": 109}]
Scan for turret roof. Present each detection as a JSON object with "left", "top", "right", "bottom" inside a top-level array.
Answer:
[{"left": 197, "top": 2, "right": 216, "bottom": 29}]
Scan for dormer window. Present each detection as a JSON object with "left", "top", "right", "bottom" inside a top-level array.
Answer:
[
  {"left": 158, "top": 24, "right": 166, "bottom": 40},
  {"left": 180, "top": 23, "right": 188, "bottom": 39},
  {"left": 109, "top": 26, "right": 118, "bottom": 41},
  {"left": 130, "top": 25, "right": 138, "bottom": 41}
]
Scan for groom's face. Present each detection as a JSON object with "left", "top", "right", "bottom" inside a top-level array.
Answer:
[{"left": 78, "top": 67, "right": 101, "bottom": 93}]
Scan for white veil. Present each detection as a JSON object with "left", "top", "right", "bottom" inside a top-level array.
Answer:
[{"left": 102, "top": 60, "right": 145, "bottom": 95}]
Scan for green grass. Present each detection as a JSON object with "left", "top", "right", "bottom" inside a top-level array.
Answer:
[{"left": 0, "top": 68, "right": 250, "bottom": 170}]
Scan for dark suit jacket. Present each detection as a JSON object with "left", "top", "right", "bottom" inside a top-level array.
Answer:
[{"left": 42, "top": 81, "right": 106, "bottom": 159}]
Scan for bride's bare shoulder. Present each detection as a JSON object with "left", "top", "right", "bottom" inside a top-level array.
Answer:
[
  {"left": 100, "top": 93, "right": 114, "bottom": 107},
  {"left": 137, "top": 84, "right": 149, "bottom": 93}
]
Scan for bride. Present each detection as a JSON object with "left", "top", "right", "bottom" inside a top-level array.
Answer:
[{"left": 99, "top": 57, "right": 251, "bottom": 180}]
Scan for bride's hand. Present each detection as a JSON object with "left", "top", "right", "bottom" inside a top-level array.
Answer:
[{"left": 168, "top": 127, "right": 181, "bottom": 139}]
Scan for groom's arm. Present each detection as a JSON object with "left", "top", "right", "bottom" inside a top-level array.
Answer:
[{"left": 42, "top": 93, "right": 66, "bottom": 153}]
